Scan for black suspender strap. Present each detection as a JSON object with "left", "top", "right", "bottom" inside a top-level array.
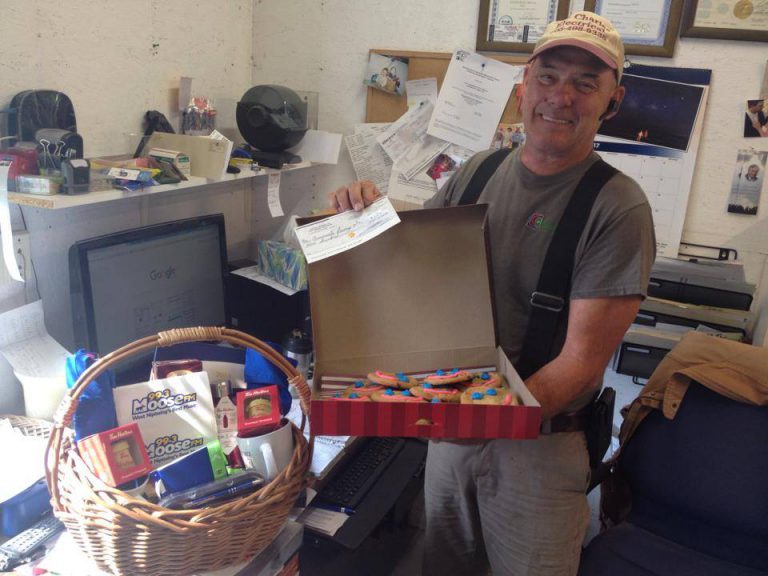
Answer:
[
  {"left": 458, "top": 148, "right": 513, "bottom": 206},
  {"left": 515, "top": 159, "right": 618, "bottom": 379}
]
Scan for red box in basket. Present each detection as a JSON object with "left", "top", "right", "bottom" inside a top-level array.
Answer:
[
  {"left": 236, "top": 385, "right": 282, "bottom": 437},
  {"left": 304, "top": 205, "right": 541, "bottom": 439},
  {"left": 78, "top": 423, "right": 153, "bottom": 487}
]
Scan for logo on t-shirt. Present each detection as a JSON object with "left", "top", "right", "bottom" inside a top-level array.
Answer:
[{"left": 526, "top": 212, "right": 556, "bottom": 232}]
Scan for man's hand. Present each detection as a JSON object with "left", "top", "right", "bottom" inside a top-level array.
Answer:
[{"left": 327, "top": 180, "right": 382, "bottom": 213}]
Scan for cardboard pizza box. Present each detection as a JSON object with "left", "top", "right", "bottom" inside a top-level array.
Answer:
[{"left": 306, "top": 204, "right": 541, "bottom": 439}]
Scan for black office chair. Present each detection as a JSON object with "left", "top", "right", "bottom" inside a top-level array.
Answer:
[{"left": 579, "top": 379, "right": 768, "bottom": 575}]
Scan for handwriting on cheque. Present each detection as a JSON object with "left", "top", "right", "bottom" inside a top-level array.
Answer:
[{"left": 296, "top": 197, "right": 400, "bottom": 263}]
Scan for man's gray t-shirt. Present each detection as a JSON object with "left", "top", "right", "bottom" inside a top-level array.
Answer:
[{"left": 425, "top": 149, "right": 656, "bottom": 372}]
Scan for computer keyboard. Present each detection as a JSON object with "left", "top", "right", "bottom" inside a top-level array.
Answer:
[{"left": 316, "top": 437, "right": 406, "bottom": 510}]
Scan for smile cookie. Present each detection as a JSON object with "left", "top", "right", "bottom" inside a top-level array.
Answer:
[
  {"left": 342, "top": 379, "right": 385, "bottom": 397},
  {"left": 460, "top": 386, "right": 517, "bottom": 406},
  {"left": 409, "top": 383, "right": 464, "bottom": 403},
  {"left": 371, "top": 389, "right": 426, "bottom": 403},
  {"left": 468, "top": 371, "right": 505, "bottom": 388},
  {"left": 367, "top": 370, "right": 419, "bottom": 389},
  {"left": 423, "top": 368, "right": 473, "bottom": 386}
]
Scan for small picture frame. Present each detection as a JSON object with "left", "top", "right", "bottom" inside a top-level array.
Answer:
[
  {"left": 476, "top": 0, "right": 569, "bottom": 53},
  {"left": 584, "top": 0, "right": 684, "bottom": 57},
  {"left": 681, "top": 0, "right": 768, "bottom": 42}
]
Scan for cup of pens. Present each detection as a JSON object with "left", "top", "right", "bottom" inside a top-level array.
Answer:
[{"left": 182, "top": 96, "right": 217, "bottom": 136}]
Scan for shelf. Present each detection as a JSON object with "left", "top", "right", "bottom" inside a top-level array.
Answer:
[{"left": 8, "top": 161, "right": 313, "bottom": 210}]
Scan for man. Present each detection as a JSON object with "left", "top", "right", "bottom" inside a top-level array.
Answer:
[
  {"left": 745, "top": 99, "right": 767, "bottom": 137},
  {"left": 328, "top": 12, "right": 655, "bottom": 576}
]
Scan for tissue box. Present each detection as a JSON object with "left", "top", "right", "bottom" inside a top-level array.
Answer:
[
  {"left": 306, "top": 205, "right": 541, "bottom": 439},
  {"left": 258, "top": 240, "right": 308, "bottom": 291}
]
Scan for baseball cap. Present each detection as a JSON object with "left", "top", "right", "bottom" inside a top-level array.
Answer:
[{"left": 531, "top": 11, "right": 625, "bottom": 82}]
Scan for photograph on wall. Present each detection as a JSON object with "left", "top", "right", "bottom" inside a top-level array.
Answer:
[
  {"left": 744, "top": 99, "right": 768, "bottom": 138},
  {"left": 491, "top": 122, "right": 526, "bottom": 150},
  {"left": 597, "top": 74, "right": 704, "bottom": 151},
  {"left": 363, "top": 53, "right": 409, "bottom": 97},
  {"left": 727, "top": 149, "right": 767, "bottom": 216}
]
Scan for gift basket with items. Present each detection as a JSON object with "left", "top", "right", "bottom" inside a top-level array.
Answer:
[{"left": 45, "top": 327, "right": 311, "bottom": 576}]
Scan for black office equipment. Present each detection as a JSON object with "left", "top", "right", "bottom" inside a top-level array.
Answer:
[
  {"left": 7, "top": 90, "right": 77, "bottom": 146},
  {"left": 226, "top": 260, "right": 309, "bottom": 344},
  {"left": 648, "top": 258, "right": 755, "bottom": 311},
  {"left": 69, "top": 214, "right": 228, "bottom": 381},
  {"left": 0, "top": 513, "right": 64, "bottom": 571},
  {"left": 316, "top": 437, "right": 405, "bottom": 510},
  {"left": 305, "top": 437, "right": 426, "bottom": 557},
  {"left": 236, "top": 85, "right": 308, "bottom": 168}
]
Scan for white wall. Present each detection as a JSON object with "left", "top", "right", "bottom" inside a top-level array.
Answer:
[
  {"left": 251, "top": 0, "right": 768, "bottom": 344},
  {"left": 1, "top": 1, "right": 767, "bottom": 414},
  {"left": 0, "top": 0, "right": 259, "bottom": 414}
]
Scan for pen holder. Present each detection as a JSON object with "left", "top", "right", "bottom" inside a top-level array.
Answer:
[{"left": 45, "top": 327, "right": 311, "bottom": 576}]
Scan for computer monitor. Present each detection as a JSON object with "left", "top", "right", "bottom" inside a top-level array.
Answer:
[{"left": 69, "top": 214, "right": 228, "bottom": 381}]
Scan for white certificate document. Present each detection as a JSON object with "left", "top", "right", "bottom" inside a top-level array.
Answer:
[
  {"left": 595, "top": 0, "right": 669, "bottom": 43},
  {"left": 691, "top": 0, "right": 768, "bottom": 31},
  {"left": 428, "top": 50, "right": 524, "bottom": 152},
  {"left": 295, "top": 197, "right": 400, "bottom": 263},
  {"left": 488, "top": 0, "right": 559, "bottom": 43}
]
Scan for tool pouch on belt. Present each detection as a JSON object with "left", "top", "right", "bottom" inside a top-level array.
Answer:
[{"left": 586, "top": 387, "right": 615, "bottom": 470}]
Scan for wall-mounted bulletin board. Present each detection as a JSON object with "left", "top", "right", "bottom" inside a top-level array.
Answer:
[{"left": 365, "top": 49, "right": 528, "bottom": 125}]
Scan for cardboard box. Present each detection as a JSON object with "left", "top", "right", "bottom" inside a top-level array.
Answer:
[
  {"left": 308, "top": 204, "right": 541, "bottom": 439},
  {"left": 78, "top": 423, "right": 153, "bottom": 487}
]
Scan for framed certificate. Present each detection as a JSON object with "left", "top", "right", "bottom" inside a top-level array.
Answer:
[
  {"left": 584, "top": 0, "right": 684, "bottom": 57},
  {"left": 476, "top": 0, "right": 570, "bottom": 53},
  {"left": 681, "top": 0, "right": 768, "bottom": 42}
]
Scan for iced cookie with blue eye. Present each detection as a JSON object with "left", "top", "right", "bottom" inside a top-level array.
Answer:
[
  {"left": 460, "top": 386, "right": 517, "bottom": 406},
  {"left": 341, "top": 379, "right": 384, "bottom": 397},
  {"left": 367, "top": 370, "right": 418, "bottom": 389},
  {"left": 423, "top": 368, "right": 473, "bottom": 386},
  {"left": 409, "top": 383, "right": 464, "bottom": 403},
  {"left": 370, "top": 388, "right": 426, "bottom": 403},
  {"left": 468, "top": 371, "right": 505, "bottom": 388}
]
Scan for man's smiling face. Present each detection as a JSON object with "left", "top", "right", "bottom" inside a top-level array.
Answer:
[{"left": 521, "top": 46, "right": 623, "bottom": 166}]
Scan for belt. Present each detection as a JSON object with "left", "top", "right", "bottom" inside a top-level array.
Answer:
[{"left": 540, "top": 407, "right": 591, "bottom": 434}]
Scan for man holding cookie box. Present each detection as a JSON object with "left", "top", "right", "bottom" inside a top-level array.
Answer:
[{"left": 329, "top": 11, "right": 655, "bottom": 576}]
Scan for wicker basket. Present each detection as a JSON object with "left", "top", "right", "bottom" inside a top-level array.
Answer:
[
  {"left": 45, "top": 327, "right": 312, "bottom": 576},
  {"left": 2, "top": 413, "right": 53, "bottom": 439}
]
